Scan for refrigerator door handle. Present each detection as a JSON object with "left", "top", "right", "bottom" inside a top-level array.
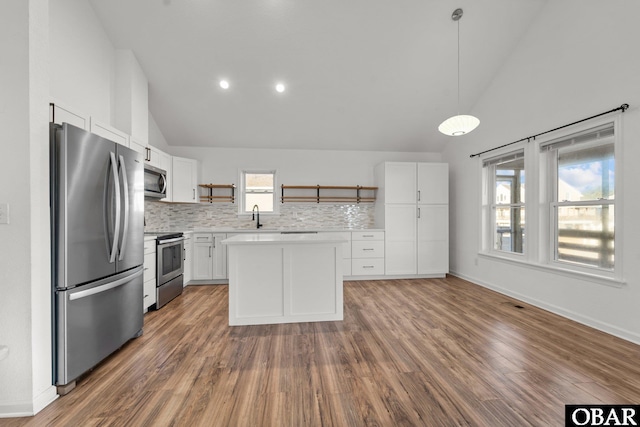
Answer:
[
  {"left": 69, "top": 269, "right": 143, "bottom": 301},
  {"left": 108, "top": 152, "right": 121, "bottom": 263},
  {"left": 118, "top": 154, "right": 129, "bottom": 261}
]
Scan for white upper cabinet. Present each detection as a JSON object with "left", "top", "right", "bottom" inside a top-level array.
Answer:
[
  {"left": 172, "top": 156, "right": 198, "bottom": 203},
  {"left": 128, "top": 137, "right": 147, "bottom": 156},
  {"left": 383, "top": 163, "right": 417, "bottom": 204},
  {"left": 90, "top": 118, "right": 129, "bottom": 147},
  {"left": 417, "top": 163, "right": 448, "bottom": 205},
  {"left": 129, "top": 137, "right": 167, "bottom": 169},
  {"left": 50, "top": 101, "right": 89, "bottom": 130}
]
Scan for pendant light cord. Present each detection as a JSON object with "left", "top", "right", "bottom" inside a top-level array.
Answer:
[
  {"left": 456, "top": 17, "right": 460, "bottom": 115},
  {"left": 469, "top": 103, "right": 630, "bottom": 158}
]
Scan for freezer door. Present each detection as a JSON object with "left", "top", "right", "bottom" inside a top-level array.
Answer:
[
  {"left": 55, "top": 268, "right": 143, "bottom": 386},
  {"left": 115, "top": 144, "right": 144, "bottom": 272},
  {"left": 52, "top": 123, "right": 118, "bottom": 289}
]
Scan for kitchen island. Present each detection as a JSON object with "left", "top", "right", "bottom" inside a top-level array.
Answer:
[{"left": 223, "top": 233, "right": 347, "bottom": 326}]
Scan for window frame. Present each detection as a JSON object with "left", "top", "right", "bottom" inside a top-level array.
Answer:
[
  {"left": 540, "top": 118, "right": 621, "bottom": 280},
  {"left": 237, "top": 169, "right": 279, "bottom": 216},
  {"left": 481, "top": 147, "right": 528, "bottom": 260},
  {"left": 478, "top": 115, "right": 624, "bottom": 286}
]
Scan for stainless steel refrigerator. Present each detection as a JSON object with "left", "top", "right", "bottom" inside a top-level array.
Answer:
[{"left": 50, "top": 122, "right": 144, "bottom": 393}]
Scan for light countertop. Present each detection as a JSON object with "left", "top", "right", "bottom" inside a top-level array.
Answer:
[
  {"left": 146, "top": 227, "right": 384, "bottom": 234},
  {"left": 223, "top": 233, "right": 349, "bottom": 245}
]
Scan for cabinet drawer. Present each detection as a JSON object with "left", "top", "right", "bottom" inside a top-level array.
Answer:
[
  {"left": 144, "top": 252, "right": 156, "bottom": 282},
  {"left": 144, "top": 239, "right": 156, "bottom": 254},
  {"left": 352, "top": 231, "right": 384, "bottom": 241},
  {"left": 193, "top": 233, "right": 213, "bottom": 243},
  {"left": 352, "top": 241, "right": 384, "bottom": 258},
  {"left": 351, "top": 258, "right": 384, "bottom": 275}
]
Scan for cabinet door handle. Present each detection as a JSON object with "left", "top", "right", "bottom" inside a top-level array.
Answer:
[
  {"left": 209, "top": 246, "right": 212, "bottom": 257},
  {"left": 363, "top": 265, "right": 374, "bottom": 269},
  {"left": 417, "top": 190, "right": 421, "bottom": 202},
  {"left": 193, "top": 189, "right": 196, "bottom": 200},
  {"left": 362, "top": 234, "right": 374, "bottom": 238},
  {"left": 184, "top": 248, "right": 186, "bottom": 261},
  {"left": 363, "top": 248, "right": 375, "bottom": 251},
  {"left": 417, "top": 207, "right": 421, "bottom": 218}
]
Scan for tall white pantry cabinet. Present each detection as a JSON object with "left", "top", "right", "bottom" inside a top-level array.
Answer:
[{"left": 374, "top": 162, "right": 449, "bottom": 277}]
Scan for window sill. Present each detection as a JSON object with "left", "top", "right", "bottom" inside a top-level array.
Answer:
[{"left": 478, "top": 252, "right": 625, "bottom": 288}]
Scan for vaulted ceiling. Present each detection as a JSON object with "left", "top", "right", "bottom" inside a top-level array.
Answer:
[{"left": 89, "top": 0, "right": 547, "bottom": 152}]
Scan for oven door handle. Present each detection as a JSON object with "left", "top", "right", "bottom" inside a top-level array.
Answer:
[{"left": 157, "top": 237, "right": 184, "bottom": 245}]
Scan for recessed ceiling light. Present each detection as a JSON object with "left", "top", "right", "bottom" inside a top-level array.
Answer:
[
  {"left": 275, "top": 83, "right": 286, "bottom": 93},
  {"left": 219, "top": 80, "right": 230, "bottom": 89}
]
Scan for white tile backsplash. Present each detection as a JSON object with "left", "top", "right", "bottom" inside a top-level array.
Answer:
[{"left": 145, "top": 201, "right": 375, "bottom": 231}]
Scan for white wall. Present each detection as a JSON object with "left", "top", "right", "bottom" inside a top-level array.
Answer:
[
  {"left": 443, "top": 0, "right": 640, "bottom": 343},
  {"left": 49, "top": 0, "right": 115, "bottom": 123},
  {"left": 0, "top": 0, "right": 57, "bottom": 417},
  {"left": 169, "top": 146, "right": 441, "bottom": 187}
]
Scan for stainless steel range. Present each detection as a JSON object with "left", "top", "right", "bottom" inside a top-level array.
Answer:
[{"left": 146, "top": 232, "right": 184, "bottom": 309}]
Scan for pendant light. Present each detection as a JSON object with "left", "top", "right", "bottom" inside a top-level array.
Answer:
[{"left": 438, "top": 8, "right": 480, "bottom": 136}]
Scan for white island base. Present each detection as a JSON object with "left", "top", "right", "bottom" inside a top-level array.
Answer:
[{"left": 223, "top": 233, "right": 346, "bottom": 326}]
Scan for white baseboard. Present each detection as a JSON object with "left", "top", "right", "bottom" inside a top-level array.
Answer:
[
  {"left": 0, "top": 386, "right": 58, "bottom": 419},
  {"left": 33, "top": 386, "right": 58, "bottom": 414},
  {"left": 450, "top": 270, "right": 640, "bottom": 346}
]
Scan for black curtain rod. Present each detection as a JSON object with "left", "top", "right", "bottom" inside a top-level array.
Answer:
[{"left": 469, "top": 103, "right": 630, "bottom": 158}]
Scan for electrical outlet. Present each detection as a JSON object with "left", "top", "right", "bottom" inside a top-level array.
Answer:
[{"left": 0, "top": 203, "right": 9, "bottom": 224}]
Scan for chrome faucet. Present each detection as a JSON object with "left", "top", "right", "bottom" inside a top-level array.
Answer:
[{"left": 252, "top": 204, "right": 263, "bottom": 229}]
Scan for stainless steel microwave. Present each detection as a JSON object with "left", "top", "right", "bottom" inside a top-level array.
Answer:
[{"left": 144, "top": 164, "right": 167, "bottom": 198}]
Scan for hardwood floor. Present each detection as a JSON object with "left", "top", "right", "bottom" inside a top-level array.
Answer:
[{"left": 4, "top": 276, "right": 640, "bottom": 426}]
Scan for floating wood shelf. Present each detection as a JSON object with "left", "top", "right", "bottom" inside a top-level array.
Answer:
[
  {"left": 199, "top": 184, "right": 235, "bottom": 203},
  {"left": 280, "top": 185, "right": 377, "bottom": 204}
]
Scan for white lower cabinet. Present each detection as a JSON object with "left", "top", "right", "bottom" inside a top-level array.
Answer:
[
  {"left": 351, "top": 231, "right": 385, "bottom": 276},
  {"left": 352, "top": 258, "right": 385, "bottom": 275},
  {"left": 384, "top": 205, "right": 417, "bottom": 275},
  {"left": 417, "top": 205, "right": 449, "bottom": 274},
  {"left": 143, "top": 237, "right": 157, "bottom": 312},
  {"left": 183, "top": 233, "right": 192, "bottom": 285},
  {"left": 192, "top": 233, "right": 227, "bottom": 281}
]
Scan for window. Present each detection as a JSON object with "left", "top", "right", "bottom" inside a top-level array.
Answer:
[
  {"left": 240, "top": 170, "right": 277, "bottom": 214},
  {"left": 541, "top": 123, "right": 615, "bottom": 271},
  {"left": 482, "top": 150, "right": 525, "bottom": 255}
]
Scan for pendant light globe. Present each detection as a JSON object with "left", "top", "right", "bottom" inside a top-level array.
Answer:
[
  {"left": 439, "top": 8, "right": 479, "bottom": 137},
  {"left": 438, "top": 114, "right": 480, "bottom": 136}
]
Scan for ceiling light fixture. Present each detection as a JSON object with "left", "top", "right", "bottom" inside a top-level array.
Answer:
[
  {"left": 219, "top": 80, "right": 230, "bottom": 89},
  {"left": 438, "top": 8, "right": 480, "bottom": 137},
  {"left": 275, "top": 83, "right": 286, "bottom": 93}
]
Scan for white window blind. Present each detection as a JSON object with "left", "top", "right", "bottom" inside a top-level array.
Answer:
[
  {"left": 539, "top": 123, "right": 614, "bottom": 152},
  {"left": 482, "top": 150, "right": 525, "bottom": 168}
]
